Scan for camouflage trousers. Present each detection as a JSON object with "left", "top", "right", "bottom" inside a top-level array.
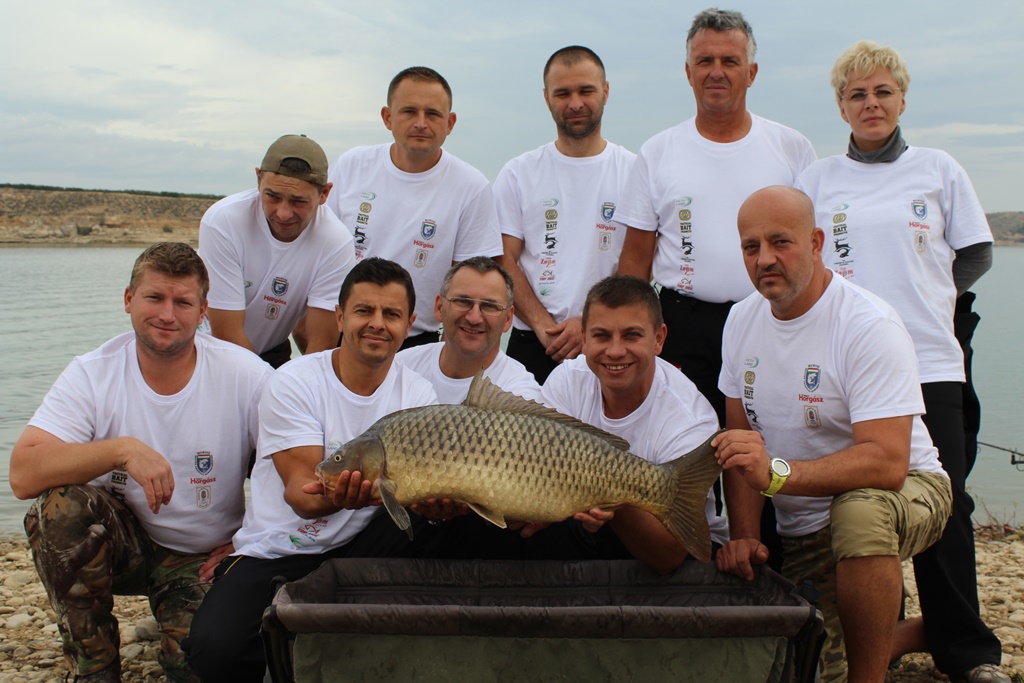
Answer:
[
  {"left": 781, "top": 469, "right": 952, "bottom": 683},
  {"left": 24, "top": 485, "right": 209, "bottom": 682}
]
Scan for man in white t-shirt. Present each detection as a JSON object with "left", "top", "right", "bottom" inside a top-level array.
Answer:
[
  {"left": 199, "top": 134, "right": 355, "bottom": 367},
  {"left": 396, "top": 256, "right": 541, "bottom": 404},
  {"left": 712, "top": 187, "right": 951, "bottom": 683},
  {"left": 326, "top": 67, "right": 503, "bottom": 349},
  {"left": 509, "top": 274, "right": 725, "bottom": 574},
  {"left": 10, "top": 243, "right": 271, "bottom": 683},
  {"left": 495, "top": 46, "right": 636, "bottom": 383},
  {"left": 184, "top": 258, "right": 439, "bottom": 683},
  {"left": 616, "top": 9, "right": 815, "bottom": 424}
]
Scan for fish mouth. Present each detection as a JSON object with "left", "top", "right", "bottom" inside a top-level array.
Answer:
[{"left": 315, "top": 469, "right": 336, "bottom": 495}]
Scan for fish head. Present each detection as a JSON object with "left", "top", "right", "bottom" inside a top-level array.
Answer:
[{"left": 314, "top": 432, "right": 386, "bottom": 495}]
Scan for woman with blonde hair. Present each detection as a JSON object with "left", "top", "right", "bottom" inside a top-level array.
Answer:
[{"left": 796, "top": 41, "right": 1004, "bottom": 683}]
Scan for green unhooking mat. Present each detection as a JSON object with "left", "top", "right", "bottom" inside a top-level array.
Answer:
[{"left": 262, "top": 559, "right": 823, "bottom": 683}]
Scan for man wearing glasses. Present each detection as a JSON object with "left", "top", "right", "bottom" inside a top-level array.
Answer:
[{"left": 396, "top": 257, "right": 541, "bottom": 404}]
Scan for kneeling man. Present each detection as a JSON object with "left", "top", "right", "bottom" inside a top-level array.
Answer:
[{"left": 713, "top": 187, "right": 951, "bottom": 683}]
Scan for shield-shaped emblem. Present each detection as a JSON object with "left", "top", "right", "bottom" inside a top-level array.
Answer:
[
  {"left": 804, "top": 365, "right": 821, "bottom": 392},
  {"left": 912, "top": 199, "right": 927, "bottom": 220},
  {"left": 421, "top": 220, "right": 437, "bottom": 240},
  {"left": 195, "top": 452, "right": 213, "bottom": 475},
  {"left": 272, "top": 277, "right": 288, "bottom": 297},
  {"left": 601, "top": 202, "right": 615, "bottom": 221}
]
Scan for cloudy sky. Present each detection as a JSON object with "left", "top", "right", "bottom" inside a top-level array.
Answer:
[{"left": 2, "top": 0, "right": 1022, "bottom": 210}]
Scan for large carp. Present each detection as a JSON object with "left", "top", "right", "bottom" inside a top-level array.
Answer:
[{"left": 314, "top": 373, "right": 722, "bottom": 562}]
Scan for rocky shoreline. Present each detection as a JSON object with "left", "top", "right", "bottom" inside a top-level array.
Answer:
[{"left": 1, "top": 526, "right": 1021, "bottom": 682}]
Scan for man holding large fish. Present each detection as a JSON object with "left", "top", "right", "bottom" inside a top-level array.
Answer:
[
  {"left": 184, "top": 258, "right": 442, "bottom": 682},
  {"left": 712, "top": 186, "right": 952, "bottom": 683},
  {"left": 315, "top": 274, "right": 727, "bottom": 571}
]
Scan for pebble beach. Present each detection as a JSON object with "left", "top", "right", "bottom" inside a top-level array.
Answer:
[{"left": 0, "top": 527, "right": 1021, "bottom": 682}]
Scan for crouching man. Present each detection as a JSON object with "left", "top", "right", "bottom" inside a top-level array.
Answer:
[
  {"left": 712, "top": 187, "right": 951, "bottom": 683},
  {"left": 9, "top": 243, "right": 271, "bottom": 682}
]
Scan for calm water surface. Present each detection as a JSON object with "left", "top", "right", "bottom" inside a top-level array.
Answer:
[{"left": 0, "top": 247, "right": 1021, "bottom": 531}]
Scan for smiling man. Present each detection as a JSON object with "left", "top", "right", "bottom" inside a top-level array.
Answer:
[
  {"left": 10, "top": 243, "right": 271, "bottom": 683},
  {"left": 326, "top": 67, "right": 502, "bottom": 349},
  {"left": 396, "top": 256, "right": 541, "bottom": 404},
  {"left": 184, "top": 257, "right": 440, "bottom": 683},
  {"left": 495, "top": 46, "right": 636, "bottom": 383},
  {"left": 531, "top": 274, "right": 727, "bottom": 574},
  {"left": 199, "top": 134, "right": 355, "bottom": 368}
]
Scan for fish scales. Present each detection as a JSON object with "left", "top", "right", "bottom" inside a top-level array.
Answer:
[
  {"left": 370, "top": 404, "right": 669, "bottom": 522},
  {"left": 315, "top": 372, "right": 723, "bottom": 561}
]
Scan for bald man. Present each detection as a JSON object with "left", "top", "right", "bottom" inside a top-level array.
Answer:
[{"left": 711, "top": 186, "right": 951, "bottom": 683}]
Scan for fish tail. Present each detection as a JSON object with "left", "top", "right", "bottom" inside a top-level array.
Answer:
[{"left": 660, "top": 430, "right": 724, "bottom": 563}]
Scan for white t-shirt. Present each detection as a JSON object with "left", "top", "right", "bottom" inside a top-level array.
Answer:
[
  {"left": 719, "top": 274, "right": 946, "bottom": 537},
  {"left": 541, "top": 356, "right": 728, "bottom": 546},
  {"left": 28, "top": 332, "right": 272, "bottom": 554},
  {"left": 232, "top": 351, "right": 437, "bottom": 559},
  {"left": 616, "top": 115, "right": 816, "bottom": 302},
  {"left": 795, "top": 147, "right": 993, "bottom": 383},
  {"left": 396, "top": 342, "right": 542, "bottom": 403},
  {"left": 198, "top": 188, "right": 356, "bottom": 354},
  {"left": 326, "top": 145, "right": 503, "bottom": 335},
  {"left": 493, "top": 141, "right": 637, "bottom": 330}
]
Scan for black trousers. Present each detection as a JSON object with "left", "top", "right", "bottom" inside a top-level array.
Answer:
[
  {"left": 912, "top": 348, "right": 1001, "bottom": 669},
  {"left": 657, "top": 288, "right": 733, "bottom": 425},
  {"left": 183, "top": 512, "right": 457, "bottom": 683},
  {"left": 401, "top": 329, "right": 441, "bottom": 350},
  {"left": 505, "top": 327, "right": 559, "bottom": 384}
]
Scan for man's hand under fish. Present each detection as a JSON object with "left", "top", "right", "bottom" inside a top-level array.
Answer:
[
  {"left": 305, "top": 467, "right": 615, "bottom": 537},
  {"left": 301, "top": 469, "right": 380, "bottom": 509}
]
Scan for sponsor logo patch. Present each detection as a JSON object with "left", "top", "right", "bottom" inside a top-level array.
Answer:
[
  {"left": 601, "top": 202, "right": 616, "bottom": 221},
  {"left": 272, "top": 277, "right": 288, "bottom": 297},
  {"left": 196, "top": 486, "right": 211, "bottom": 509},
  {"left": 914, "top": 230, "right": 928, "bottom": 254},
  {"left": 744, "top": 371, "right": 756, "bottom": 386},
  {"left": 195, "top": 451, "right": 213, "bottom": 475},
  {"left": 359, "top": 202, "right": 372, "bottom": 213},
  {"left": 804, "top": 406, "right": 821, "bottom": 428},
  {"left": 912, "top": 199, "right": 927, "bottom": 220},
  {"left": 804, "top": 365, "right": 821, "bottom": 392},
  {"left": 421, "top": 219, "right": 437, "bottom": 240}
]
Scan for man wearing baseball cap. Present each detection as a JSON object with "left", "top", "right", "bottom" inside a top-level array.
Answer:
[{"left": 199, "top": 134, "right": 356, "bottom": 367}]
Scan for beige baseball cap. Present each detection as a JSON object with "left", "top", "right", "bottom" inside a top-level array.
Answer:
[{"left": 259, "top": 134, "right": 329, "bottom": 186}]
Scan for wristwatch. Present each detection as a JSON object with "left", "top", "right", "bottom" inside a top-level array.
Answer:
[{"left": 760, "top": 458, "right": 791, "bottom": 497}]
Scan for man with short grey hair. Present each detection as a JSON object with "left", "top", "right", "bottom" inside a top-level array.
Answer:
[
  {"left": 616, "top": 8, "right": 816, "bottom": 424},
  {"left": 200, "top": 134, "right": 356, "bottom": 367}
]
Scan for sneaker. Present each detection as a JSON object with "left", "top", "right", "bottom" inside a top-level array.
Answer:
[{"left": 951, "top": 664, "right": 1011, "bottom": 683}]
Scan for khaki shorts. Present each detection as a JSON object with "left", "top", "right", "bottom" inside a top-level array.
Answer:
[{"left": 781, "top": 469, "right": 952, "bottom": 683}]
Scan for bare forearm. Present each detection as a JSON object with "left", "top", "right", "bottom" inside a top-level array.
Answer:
[
  {"left": 608, "top": 507, "right": 687, "bottom": 575},
  {"left": 303, "top": 307, "right": 339, "bottom": 354},
  {"left": 11, "top": 432, "right": 133, "bottom": 499},
  {"left": 723, "top": 469, "right": 763, "bottom": 539},
  {"left": 616, "top": 228, "right": 656, "bottom": 282}
]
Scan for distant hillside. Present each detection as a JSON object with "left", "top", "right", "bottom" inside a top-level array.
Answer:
[
  {"left": 0, "top": 184, "right": 1020, "bottom": 246},
  {"left": 987, "top": 212, "right": 1024, "bottom": 245},
  {"left": 0, "top": 185, "right": 221, "bottom": 246}
]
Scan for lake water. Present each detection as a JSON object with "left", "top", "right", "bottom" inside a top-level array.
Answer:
[{"left": 0, "top": 247, "right": 1021, "bottom": 532}]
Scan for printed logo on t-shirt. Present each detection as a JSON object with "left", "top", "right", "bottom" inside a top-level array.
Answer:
[
  {"left": 674, "top": 197, "right": 693, "bottom": 208},
  {"left": 543, "top": 198, "right": 558, "bottom": 208},
  {"left": 804, "top": 405, "right": 821, "bottom": 428},
  {"left": 272, "top": 277, "right": 289, "bottom": 297},
  {"left": 359, "top": 202, "right": 372, "bottom": 213},
  {"left": 601, "top": 202, "right": 616, "bottom": 221},
  {"left": 266, "top": 303, "right": 280, "bottom": 320},
  {"left": 195, "top": 451, "right": 213, "bottom": 475},
  {"left": 421, "top": 219, "right": 437, "bottom": 240},
  {"left": 803, "top": 365, "right": 821, "bottom": 392},
  {"left": 196, "top": 486, "right": 212, "bottom": 509},
  {"left": 290, "top": 518, "right": 330, "bottom": 548},
  {"left": 911, "top": 199, "right": 927, "bottom": 220},
  {"left": 414, "top": 249, "right": 428, "bottom": 269},
  {"left": 914, "top": 231, "right": 928, "bottom": 254},
  {"left": 599, "top": 232, "right": 612, "bottom": 252}
]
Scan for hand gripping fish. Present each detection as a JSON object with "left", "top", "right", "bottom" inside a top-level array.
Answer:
[{"left": 314, "top": 372, "right": 723, "bottom": 562}]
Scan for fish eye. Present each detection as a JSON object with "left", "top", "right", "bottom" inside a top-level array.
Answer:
[{"left": 334, "top": 453, "right": 342, "bottom": 461}]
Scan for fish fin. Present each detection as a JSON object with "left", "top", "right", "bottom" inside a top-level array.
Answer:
[
  {"left": 659, "top": 430, "right": 725, "bottom": 563},
  {"left": 379, "top": 479, "right": 413, "bottom": 540},
  {"left": 465, "top": 370, "right": 631, "bottom": 451},
  {"left": 465, "top": 502, "right": 508, "bottom": 529}
]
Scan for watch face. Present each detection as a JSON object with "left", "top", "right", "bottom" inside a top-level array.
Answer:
[{"left": 771, "top": 459, "right": 791, "bottom": 477}]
